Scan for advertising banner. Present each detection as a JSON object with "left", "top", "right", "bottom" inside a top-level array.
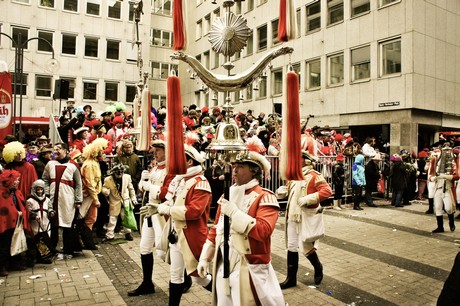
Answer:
[{"left": 0, "top": 71, "right": 13, "bottom": 141}]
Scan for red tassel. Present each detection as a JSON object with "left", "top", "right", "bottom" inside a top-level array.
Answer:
[
  {"left": 278, "top": 0, "right": 288, "bottom": 42},
  {"left": 173, "top": 0, "right": 186, "bottom": 51},
  {"left": 166, "top": 76, "right": 187, "bottom": 175},
  {"left": 280, "top": 71, "right": 303, "bottom": 180}
]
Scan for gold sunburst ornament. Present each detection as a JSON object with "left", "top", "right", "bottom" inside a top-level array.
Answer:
[{"left": 208, "top": 12, "right": 251, "bottom": 57}]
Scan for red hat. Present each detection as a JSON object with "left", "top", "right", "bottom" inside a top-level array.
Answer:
[
  {"left": 418, "top": 151, "right": 428, "bottom": 159},
  {"left": 321, "top": 146, "right": 333, "bottom": 155},
  {"left": 336, "top": 153, "right": 345, "bottom": 161},
  {"left": 202, "top": 106, "right": 209, "bottom": 113},
  {"left": 0, "top": 169, "right": 21, "bottom": 188},
  {"left": 334, "top": 133, "right": 343, "bottom": 142},
  {"left": 112, "top": 116, "right": 124, "bottom": 124},
  {"left": 206, "top": 133, "right": 214, "bottom": 139},
  {"left": 69, "top": 149, "right": 82, "bottom": 160}
]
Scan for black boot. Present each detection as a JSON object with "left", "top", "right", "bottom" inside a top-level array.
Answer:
[
  {"left": 432, "top": 216, "right": 445, "bottom": 233},
  {"left": 306, "top": 252, "right": 323, "bottom": 285},
  {"left": 203, "top": 275, "right": 213, "bottom": 292},
  {"left": 169, "top": 282, "right": 184, "bottom": 306},
  {"left": 448, "top": 214, "right": 456, "bottom": 232},
  {"left": 280, "top": 251, "right": 299, "bottom": 289},
  {"left": 426, "top": 198, "right": 434, "bottom": 214},
  {"left": 353, "top": 204, "right": 363, "bottom": 210},
  {"left": 183, "top": 270, "right": 192, "bottom": 293},
  {"left": 128, "top": 254, "right": 155, "bottom": 296}
]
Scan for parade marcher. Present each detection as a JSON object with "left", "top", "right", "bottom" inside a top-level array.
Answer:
[
  {"left": 0, "top": 170, "right": 31, "bottom": 276},
  {"left": 79, "top": 138, "right": 108, "bottom": 249},
  {"left": 3, "top": 141, "right": 38, "bottom": 200},
  {"left": 128, "top": 140, "right": 174, "bottom": 296},
  {"left": 101, "top": 163, "right": 137, "bottom": 242},
  {"left": 42, "top": 143, "right": 83, "bottom": 260},
  {"left": 276, "top": 151, "right": 332, "bottom": 290},
  {"left": 364, "top": 153, "right": 381, "bottom": 207},
  {"left": 429, "top": 144, "right": 458, "bottom": 233},
  {"left": 352, "top": 154, "right": 366, "bottom": 210},
  {"left": 197, "top": 140, "right": 285, "bottom": 305},
  {"left": 26, "top": 179, "right": 53, "bottom": 264},
  {"left": 332, "top": 153, "right": 346, "bottom": 210},
  {"left": 148, "top": 139, "right": 212, "bottom": 306}
]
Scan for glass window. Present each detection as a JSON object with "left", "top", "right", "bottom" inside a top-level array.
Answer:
[
  {"left": 40, "top": 0, "right": 55, "bottom": 8},
  {"left": 258, "top": 78, "right": 267, "bottom": 99},
  {"left": 152, "top": 94, "right": 166, "bottom": 107},
  {"left": 35, "top": 75, "right": 52, "bottom": 97},
  {"left": 62, "top": 34, "right": 77, "bottom": 55},
  {"left": 160, "top": 62, "right": 169, "bottom": 79},
  {"left": 12, "top": 73, "right": 27, "bottom": 96},
  {"left": 306, "top": 1, "right": 321, "bottom": 33},
  {"left": 105, "top": 82, "right": 118, "bottom": 101},
  {"left": 196, "top": 20, "right": 203, "bottom": 40},
  {"left": 328, "top": 53, "right": 344, "bottom": 85},
  {"left": 83, "top": 80, "right": 97, "bottom": 100},
  {"left": 126, "top": 85, "right": 137, "bottom": 103},
  {"left": 64, "top": 0, "right": 78, "bottom": 12},
  {"left": 257, "top": 24, "right": 267, "bottom": 51},
  {"left": 108, "top": 1, "right": 121, "bottom": 19},
  {"left": 246, "top": 32, "right": 253, "bottom": 56},
  {"left": 151, "top": 61, "right": 161, "bottom": 78},
  {"left": 85, "top": 37, "right": 98, "bottom": 57},
  {"left": 106, "top": 40, "right": 120, "bottom": 60},
  {"left": 129, "top": 2, "right": 137, "bottom": 21},
  {"left": 151, "top": 28, "right": 161, "bottom": 46},
  {"left": 351, "top": 0, "right": 370, "bottom": 17},
  {"left": 213, "top": 51, "right": 220, "bottom": 69},
  {"left": 296, "top": 8, "right": 301, "bottom": 37},
  {"left": 292, "top": 62, "right": 301, "bottom": 88},
  {"left": 351, "top": 45, "right": 370, "bottom": 81},
  {"left": 12, "top": 27, "right": 29, "bottom": 49},
  {"left": 379, "top": 0, "right": 399, "bottom": 7},
  {"left": 204, "top": 51, "right": 210, "bottom": 69},
  {"left": 204, "top": 14, "right": 211, "bottom": 36},
  {"left": 306, "top": 59, "right": 321, "bottom": 89},
  {"left": 247, "top": 0, "right": 254, "bottom": 12},
  {"left": 37, "top": 31, "right": 53, "bottom": 52},
  {"left": 162, "top": 31, "right": 172, "bottom": 48},
  {"left": 328, "top": 0, "right": 343, "bottom": 25},
  {"left": 86, "top": 0, "right": 100, "bottom": 16},
  {"left": 272, "top": 69, "right": 283, "bottom": 96},
  {"left": 272, "top": 19, "right": 280, "bottom": 46},
  {"left": 153, "top": 0, "right": 172, "bottom": 15},
  {"left": 380, "top": 39, "right": 401, "bottom": 76},
  {"left": 126, "top": 42, "right": 137, "bottom": 62},
  {"left": 246, "top": 85, "right": 253, "bottom": 100}
]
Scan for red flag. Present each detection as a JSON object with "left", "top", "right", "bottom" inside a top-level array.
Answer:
[
  {"left": 0, "top": 72, "right": 13, "bottom": 141},
  {"left": 173, "top": 0, "right": 186, "bottom": 51}
]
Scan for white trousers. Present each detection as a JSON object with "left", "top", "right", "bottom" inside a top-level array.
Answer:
[
  {"left": 286, "top": 219, "right": 318, "bottom": 255},
  {"left": 139, "top": 215, "right": 164, "bottom": 255},
  {"left": 434, "top": 188, "right": 455, "bottom": 216},
  {"left": 105, "top": 210, "right": 131, "bottom": 239},
  {"left": 215, "top": 260, "right": 241, "bottom": 306},
  {"left": 169, "top": 241, "right": 210, "bottom": 286}
]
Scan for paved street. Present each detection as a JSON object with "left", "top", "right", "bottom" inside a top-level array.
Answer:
[{"left": 0, "top": 198, "right": 458, "bottom": 306}]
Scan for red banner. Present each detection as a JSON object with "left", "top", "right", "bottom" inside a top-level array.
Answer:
[{"left": 0, "top": 72, "right": 13, "bottom": 141}]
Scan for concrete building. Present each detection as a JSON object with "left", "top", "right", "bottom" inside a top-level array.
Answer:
[
  {"left": 0, "top": 0, "right": 151, "bottom": 139},
  {"left": 181, "top": 0, "right": 460, "bottom": 153}
]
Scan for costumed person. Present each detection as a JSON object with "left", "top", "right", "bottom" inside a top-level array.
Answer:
[
  {"left": 429, "top": 144, "right": 458, "bottom": 233},
  {"left": 389, "top": 154, "right": 407, "bottom": 208},
  {"left": 88, "top": 123, "right": 113, "bottom": 155},
  {"left": 42, "top": 143, "right": 83, "bottom": 260},
  {"left": 332, "top": 153, "right": 346, "bottom": 210},
  {"left": 148, "top": 135, "right": 212, "bottom": 306},
  {"left": 108, "top": 116, "right": 127, "bottom": 150},
  {"left": 351, "top": 154, "right": 366, "bottom": 210},
  {"left": 72, "top": 126, "right": 89, "bottom": 153},
  {"left": 364, "top": 153, "right": 381, "bottom": 207},
  {"left": 276, "top": 151, "right": 332, "bottom": 290},
  {"left": 79, "top": 138, "right": 109, "bottom": 250},
  {"left": 26, "top": 179, "right": 53, "bottom": 264},
  {"left": 116, "top": 139, "right": 142, "bottom": 192},
  {"left": 197, "top": 139, "right": 285, "bottom": 305},
  {"left": 128, "top": 139, "right": 174, "bottom": 296},
  {"left": 3, "top": 141, "right": 38, "bottom": 200},
  {"left": 300, "top": 122, "right": 317, "bottom": 157},
  {"left": 425, "top": 150, "right": 437, "bottom": 214},
  {"left": 26, "top": 141, "right": 39, "bottom": 163},
  {"left": 32, "top": 145, "right": 53, "bottom": 179},
  {"left": 101, "top": 163, "right": 137, "bottom": 242},
  {"left": 0, "top": 170, "right": 31, "bottom": 276}
]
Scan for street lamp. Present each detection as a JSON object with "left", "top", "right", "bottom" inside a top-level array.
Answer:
[{"left": 0, "top": 31, "right": 59, "bottom": 141}]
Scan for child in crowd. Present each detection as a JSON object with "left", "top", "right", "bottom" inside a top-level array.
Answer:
[
  {"left": 27, "top": 180, "right": 53, "bottom": 264},
  {"left": 101, "top": 163, "right": 137, "bottom": 242}
]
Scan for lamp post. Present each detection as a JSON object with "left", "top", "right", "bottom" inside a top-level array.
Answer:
[{"left": 0, "top": 31, "right": 59, "bottom": 142}]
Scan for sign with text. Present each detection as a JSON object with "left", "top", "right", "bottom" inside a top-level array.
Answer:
[
  {"left": 0, "top": 72, "right": 13, "bottom": 140},
  {"left": 379, "top": 101, "right": 400, "bottom": 107}
]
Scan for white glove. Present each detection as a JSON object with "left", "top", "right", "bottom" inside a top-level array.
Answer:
[
  {"left": 154, "top": 203, "right": 171, "bottom": 216},
  {"left": 220, "top": 199, "right": 256, "bottom": 234},
  {"left": 197, "top": 240, "right": 215, "bottom": 278},
  {"left": 275, "top": 185, "right": 288, "bottom": 199},
  {"left": 438, "top": 174, "right": 453, "bottom": 180},
  {"left": 197, "top": 260, "right": 209, "bottom": 278},
  {"left": 298, "top": 193, "right": 318, "bottom": 207},
  {"left": 141, "top": 170, "right": 151, "bottom": 181},
  {"left": 139, "top": 203, "right": 157, "bottom": 218},
  {"left": 149, "top": 184, "right": 161, "bottom": 200},
  {"left": 220, "top": 198, "right": 239, "bottom": 218}
]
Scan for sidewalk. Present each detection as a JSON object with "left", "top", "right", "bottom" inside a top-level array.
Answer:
[{"left": 0, "top": 198, "right": 458, "bottom": 305}]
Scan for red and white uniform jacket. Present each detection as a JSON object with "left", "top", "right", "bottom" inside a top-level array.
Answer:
[
  {"left": 169, "top": 167, "right": 212, "bottom": 274},
  {"left": 138, "top": 161, "right": 174, "bottom": 205}
]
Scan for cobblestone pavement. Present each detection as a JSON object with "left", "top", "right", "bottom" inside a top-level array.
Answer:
[{"left": 1, "top": 198, "right": 458, "bottom": 306}]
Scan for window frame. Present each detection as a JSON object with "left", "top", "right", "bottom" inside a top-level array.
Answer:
[
  {"left": 39, "top": 0, "right": 55, "bottom": 8},
  {"left": 351, "top": 0, "right": 370, "bottom": 18},
  {"left": 271, "top": 68, "right": 283, "bottom": 96},
  {"left": 12, "top": 27, "right": 29, "bottom": 49},
  {"left": 126, "top": 84, "right": 137, "bottom": 104},
  {"left": 63, "top": 0, "right": 78, "bottom": 12},
  {"left": 327, "top": 0, "right": 344, "bottom": 26},
  {"left": 105, "top": 81, "right": 118, "bottom": 102},
  {"left": 152, "top": 0, "right": 172, "bottom": 16},
  {"left": 271, "top": 19, "right": 280, "bottom": 46},
  {"left": 62, "top": 33, "right": 77, "bottom": 55},
  {"left": 328, "top": 52, "right": 344, "bottom": 86},
  {"left": 306, "top": 58, "right": 321, "bottom": 90},
  {"left": 83, "top": 79, "right": 98, "bottom": 101},
  {"left": 84, "top": 36, "right": 99, "bottom": 58},
  {"left": 306, "top": 1, "right": 321, "bottom": 34},
  {"left": 86, "top": 0, "right": 101, "bottom": 16},
  {"left": 106, "top": 39, "right": 120, "bottom": 60},
  {"left": 12, "top": 73, "right": 28, "bottom": 96},
  {"left": 351, "top": 45, "right": 370, "bottom": 82},
  {"left": 37, "top": 30, "right": 53, "bottom": 53},
  {"left": 257, "top": 24, "right": 268, "bottom": 52},
  {"left": 35, "top": 75, "right": 53, "bottom": 98},
  {"left": 379, "top": 38, "right": 401, "bottom": 77},
  {"left": 108, "top": 0, "right": 121, "bottom": 19},
  {"left": 378, "top": 0, "right": 400, "bottom": 8}
]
